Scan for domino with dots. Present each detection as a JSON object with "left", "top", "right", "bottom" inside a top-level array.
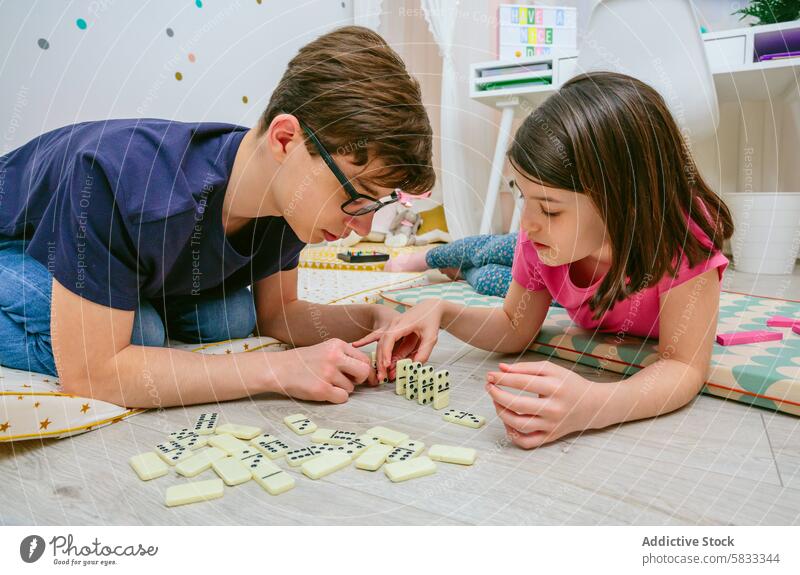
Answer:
[
  {"left": 154, "top": 440, "right": 193, "bottom": 465},
  {"left": 129, "top": 452, "right": 169, "bottom": 481},
  {"left": 365, "top": 426, "right": 409, "bottom": 446},
  {"left": 285, "top": 445, "right": 325, "bottom": 467},
  {"left": 165, "top": 478, "right": 224, "bottom": 507},
  {"left": 175, "top": 447, "right": 227, "bottom": 478},
  {"left": 432, "top": 369, "right": 451, "bottom": 410},
  {"left": 216, "top": 423, "right": 262, "bottom": 440},
  {"left": 443, "top": 409, "right": 486, "bottom": 429},
  {"left": 417, "top": 365, "right": 435, "bottom": 405},
  {"left": 173, "top": 433, "right": 208, "bottom": 451},
  {"left": 301, "top": 451, "right": 352, "bottom": 480},
  {"left": 283, "top": 413, "right": 317, "bottom": 435},
  {"left": 311, "top": 428, "right": 358, "bottom": 445},
  {"left": 250, "top": 433, "right": 290, "bottom": 459},
  {"left": 386, "top": 439, "right": 425, "bottom": 463},
  {"left": 248, "top": 455, "right": 295, "bottom": 495},
  {"left": 395, "top": 358, "right": 412, "bottom": 396},
  {"left": 334, "top": 438, "right": 372, "bottom": 460},
  {"left": 355, "top": 444, "right": 393, "bottom": 471},
  {"left": 193, "top": 412, "right": 218, "bottom": 435},
  {"left": 428, "top": 444, "right": 477, "bottom": 465},
  {"left": 169, "top": 428, "right": 195, "bottom": 441},
  {"left": 405, "top": 362, "right": 422, "bottom": 401},
  {"left": 384, "top": 455, "right": 437, "bottom": 483}
]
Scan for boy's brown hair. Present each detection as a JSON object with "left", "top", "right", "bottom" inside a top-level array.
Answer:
[
  {"left": 508, "top": 71, "right": 734, "bottom": 318},
  {"left": 260, "top": 26, "right": 435, "bottom": 195}
]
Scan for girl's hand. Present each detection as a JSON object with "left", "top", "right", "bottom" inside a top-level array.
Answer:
[
  {"left": 352, "top": 299, "right": 446, "bottom": 381},
  {"left": 485, "top": 361, "right": 607, "bottom": 449}
]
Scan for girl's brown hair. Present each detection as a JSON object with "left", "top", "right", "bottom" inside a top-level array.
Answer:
[
  {"left": 508, "top": 71, "right": 734, "bottom": 318},
  {"left": 261, "top": 26, "right": 435, "bottom": 195}
]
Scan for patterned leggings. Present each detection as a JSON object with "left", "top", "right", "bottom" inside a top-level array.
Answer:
[{"left": 425, "top": 233, "right": 516, "bottom": 297}]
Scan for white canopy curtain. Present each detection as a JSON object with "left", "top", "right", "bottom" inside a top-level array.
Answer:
[
  {"left": 353, "top": 0, "right": 384, "bottom": 31},
  {"left": 421, "top": 0, "right": 478, "bottom": 239}
]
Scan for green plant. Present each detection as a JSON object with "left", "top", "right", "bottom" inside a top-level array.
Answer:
[{"left": 733, "top": 0, "right": 800, "bottom": 25}]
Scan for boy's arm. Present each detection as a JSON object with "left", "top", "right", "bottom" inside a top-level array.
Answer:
[
  {"left": 51, "top": 279, "right": 280, "bottom": 408},
  {"left": 253, "top": 267, "right": 397, "bottom": 346}
]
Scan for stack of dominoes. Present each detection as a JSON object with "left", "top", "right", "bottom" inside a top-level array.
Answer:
[
  {"left": 128, "top": 409, "right": 480, "bottom": 509},
  {"left": 392, "top": 359, "right": 451, "bottom": 409}
]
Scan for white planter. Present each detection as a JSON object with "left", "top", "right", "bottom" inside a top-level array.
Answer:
[{"left": 726, "top": 192, "right": 800, "bottom": 275}]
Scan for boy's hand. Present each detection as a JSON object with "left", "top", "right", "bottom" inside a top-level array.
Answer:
[
  {"left": 485, "top": 361, "right": 607, "bottom": 449},
  {"left": 352, "top": 298, "right": 446, "bottom": 381},
  {"left": 271, "top": 339, "right": 372, "bottom": 403}
]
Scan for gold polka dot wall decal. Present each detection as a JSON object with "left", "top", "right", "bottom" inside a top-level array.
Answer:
[
  {"left": 242, "top": 95, "right": 249, "bottom": 104},
  {"left": 175, "top": 71, "right": 183, "bottom": 81},
  {"left": 37, "top": 38, "right": 50, "bottom": 49},
  {"left": 188, "top": 52, "right": 196, "bottom": 63}
]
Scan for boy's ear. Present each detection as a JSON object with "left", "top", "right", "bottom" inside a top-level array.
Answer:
[{"left": 266, "top": 114, "right": 303, "bottom": 163}]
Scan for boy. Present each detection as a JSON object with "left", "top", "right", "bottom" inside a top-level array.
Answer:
[{"left": 0, "top": 26, "right": 434, "bottom": 408}]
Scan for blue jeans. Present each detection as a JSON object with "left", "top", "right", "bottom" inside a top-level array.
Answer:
[{"left": 0, "top": 238, "right": 257, "bottom": 376}]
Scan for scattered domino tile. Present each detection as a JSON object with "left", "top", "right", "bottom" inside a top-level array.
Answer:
[
  {"left": 301, "top": 451, "right": 352, "bottom": 480},
  {"left": 428, "top": 444, "right": 477, "bottom": 465},
  {"left": 165, "top": 478, "right": 224, "bottom": 507},
  {"left": 285, "top": 445, "right": 325, "bottom": 467},
  {"left": 316, "top": 443, "right": 340, "bottom": 453},
  {"left": 216, "top": 423, "right": 262, "bottom": 440},
  {"left": 395, "top": 358, "right": 412, "bottom": 396},
  {"left": 311, "top": 428, "right": 358, "bottom": 445},
  {"left": 432, "top": 369, "right": 451, "bottom": 410},
  {"left": 384, "top": 455, "right": 437, "bottom": 483},
  {"left": 175, "top": 447, "right": 227, "bottom": 478},
  {"left": 715, "top": 330, "right": 783, "bottom": 346},
  {"left": 169, "top": 428, "right": 195, "bottom": 441},
  {"left": 212, "top": 457, "right": 252, "bottom": 486},
  {"left": 248, "top": 455, "right": 295, "bottom": 495},
  {"left": 356, "top": 434, "right": 381, "bottom": 447},
  {"left": 766, "top": 315, "right": 800, "bottom": 328},
  {"left": 417, "top": 366, "right": 435, "bottom": 405},
  {"left": 207, "top": 433, "right": 249, "bottom": 455},
  {"left": 129, "top": 452, "right": 169, "bottom": 481},
  {"left": 154, "top": 440, "right": 193, "bottom": 465},
  {"left": 283, "top": 413, "right": 317, "bottom": 435},
  {"left": 370, "top": 351, "right": 377, "bottom": 370},
  {"left": 355, "top": 444, "right": 393, "bottom": 471},
  {"left": 174, "top": 433, "right": 208, "bottom": 450},
  {"left": 365, "top": 426, "right": 409, "bottom": 446},
  {"left": 193, "top": 412, "right": 218, "bottom": 435},
  {"left": 334, "top": 438, "right": 372, "bottom": 459},
  {"left": 250, "top": 433, "right": 290, "bottom": 459},
  {"left": 442, "top": 409, "right": 486, "bottom": 429},
  {"left": 386, "top": 439, "right": 425, "bottom": 463}
]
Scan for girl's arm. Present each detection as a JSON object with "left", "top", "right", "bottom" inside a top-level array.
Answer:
[
  {"left": 593, "top": 267, "right": 720, "bottom": 428},
  {"left": 486, "top": 269, "right": 720, "bottom": 449},
  {"left": 356, "top": 280, "right": 551, "bottom": 380}
]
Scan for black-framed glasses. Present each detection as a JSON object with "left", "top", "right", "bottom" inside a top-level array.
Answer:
[{"left": 300, "top": 121, "right": 400, "bottom": 216}]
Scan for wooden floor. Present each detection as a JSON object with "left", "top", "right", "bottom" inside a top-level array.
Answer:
[{"left": 1, "top": 266, "right": 799, "bottom": 525}]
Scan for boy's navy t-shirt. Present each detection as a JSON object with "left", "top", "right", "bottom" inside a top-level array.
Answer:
[{"left": 0, "top": 118, "right": 306, "bottom": 311}]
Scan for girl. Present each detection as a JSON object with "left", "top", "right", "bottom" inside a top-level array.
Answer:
[{"left": 356, "top": 71, "right": 734, "bottom": 449}]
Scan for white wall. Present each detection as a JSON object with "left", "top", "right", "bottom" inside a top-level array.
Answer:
[{"left": 0, "top": 0, "right": 353, "bottom": 154}]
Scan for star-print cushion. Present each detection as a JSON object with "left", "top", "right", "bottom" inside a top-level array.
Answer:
[{"left": 380, "top": 281, "right": 800, "bottom": 417}]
